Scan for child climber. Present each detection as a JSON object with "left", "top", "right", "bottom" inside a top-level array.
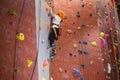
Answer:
[{"left": 48, "top": 7, "right": 65, "bottom": 59}]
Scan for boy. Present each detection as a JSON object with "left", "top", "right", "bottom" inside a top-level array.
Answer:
[{"left": 48, "top": 7, "right": 65, "bottom": 59}]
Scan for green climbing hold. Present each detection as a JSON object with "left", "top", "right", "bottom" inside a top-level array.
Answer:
[
  {"left": 8, "top": 9, "right": 15, "bottom": 15},
  {"left": 59, "top": 46, "right": 62, "bottom": 50},
  {"left": 15, "top": 68, "right": 20, "bottom": 73}
]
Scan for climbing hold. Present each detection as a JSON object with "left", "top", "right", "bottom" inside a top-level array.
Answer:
[
  {"left": 101, "top": 58, "right": 104, "bottom": 62},
  {"left": 43, "top": 60, "right": 49, "bottom": 68},
  {"left": 68, "top": 5, "right": 71, "bottom": 8},
  {"left": 81, "top": 64, "right": 85, "bottom": 68},
  {"left": 8, "top": 9, "right": 15, "bottom": 15},
  {"left": 59, "top": 46, "right": 62, "bottom": 50},
  {"left": 97, "top": 0, "right": 101, "bottom": 3},
  {"left": 89, "top": 13, "right": 92, "bottom": 16},
  {"left": 41, "top": 40, "right": 45, "bottom": 44},
  {"left": 79, "top": 41, "right": 82, "bottom": 44},
  {"left": 47, "top": 25, "right": 51, "bottom": 30},
  {"left": 77, "top": 26, "right": 81, "bottom": 30},
  {"left": 46, "top": 7, "right": 49, "bottom": 12},
  {"left": 96, "top": 72, "right": 100, "bottom": 75},
  {"left": 39, "top": 26, "right": 42, "bottom": 30},
  {"left": 92, "top": 41, "right": 97, "bottom": 47},
  {"left": 97, "top": 12, "right": 101, "bottom": 17},
  {"left": 72, "top": 68, "right": 80, "bottom": 77},
  {"left": 16, "top": 32, "right": 25, "bottom": 41},
  {"left": 83, "top": 41, "right": 88, "bottom": 45},
  {"left": 88, "top": 2, "right": 92, "bottom": 6},
  {"left": 90, "top": 61, "right": 94, "bottom": 65},
  {"left": 73, "top": 44, "right": 78, "bottom": 48},
  {"left": 69, "top": 53, "right": 73, "bottom": 56},
  {"left": 100, "top": 32, "right": 105, "bottom": 38},
  {"left": 67, "top": 29, "right": 72, "bottom": 34},
  {"left": 65, "top": 70, "right": 67, "bottom": 73},
  {"left": 105, "top": 34, "right": 109, "bottom": 39},
  {"left": 80, "top": 77, "right": 84, "bottom": 80},
  {"left": 15, "top": 68, "right": 20, "bottom": 73},
  {"left": 40, "top": 18, "right": 42, "bottom": 23},
  {"left": 50, "top": 77, "right": 53, "bottom": 80},
  {"left": 104, "top": 68, "right": 106, "bottom": 72},
  {"left": 48, "top": 11, "right": 51, "bottom": 17},
  {"left": 59, "top": 67, "right": 63, "bottom": 72},
  {"left": 42, "top": 77, "right": 46, "bottom": 80},
  {"left": 27, "top": 59, "right": 33, "bottom": 67},
  {"left": 100, "top": 37, "right": 106, "bottom": 47},
  {"left": 76, "top": 13, "right": 80, "bottom": 18},
  {"left": 81, "top": 23, "right": 86, "bottom": 27},
  {"left": 83, "top": 50, "right": 88, "bottom": 55},
  {"left": 81, "top": 4, "right": 85, "bottom": 7},
  {"left": 73, "top": 22, "right": 75, "bottom": 24},
  {"left": 78, "top": 50, "right": 83, "bottom": 54}
]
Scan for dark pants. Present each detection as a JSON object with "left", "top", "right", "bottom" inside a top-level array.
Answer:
[{"left": 48, "top": 28, "right": 59, "bottom": 47}]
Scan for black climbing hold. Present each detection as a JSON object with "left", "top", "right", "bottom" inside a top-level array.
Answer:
[
  {"left": 96, "top": 72, "right": 100, "bottom": 75},
  {"left": 81, "top": 64, "right": 85, "bottom": 68},
  {"left": 83, "top": 41, "right": 88, "bottom": 45},
  {"left": 69, "top": 53, "right": 73, "bottom": 56},
  {"left": 74, "top": 54, "right": 77, "bottom": 57},
  {"left": 88, "top": 34, "right": 90, "bottom": 36},
  {"left": 81, "top": 24, "right": 86, "bottom": 27},
  {"left": 78, "top": 50, "right": 83, "bottom": 54},
  {"left": 112, "top": 66, "right": 116, "bottom": 71},
  {"left": 83, "top": 50, "right": 88, "bottom": 55},
  {"left": 77, "top": 14, "right": 80, "bottom": 18},
  {"left": 89, "top": 13, "right": 92, "bottom": 16},
  {"left": 8, "top": 9, "right": 15, "bottom": 15},
  {"left": 73, "top": 22, "right": 75, "bottom": 24},
  {"left": 81, "top": 4, "right": 85, "bottom": 7},
  {"left": 65, "top": 70, "right": 67, "bottom": 73}
]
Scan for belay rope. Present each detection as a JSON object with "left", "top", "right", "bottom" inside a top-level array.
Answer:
[{"left": 14, "top": 0, "right": 26, "bottom": 80}]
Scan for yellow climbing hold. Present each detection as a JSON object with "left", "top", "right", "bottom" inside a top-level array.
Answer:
[
  {"left": 92, "top": 41, "right": 97, "bottom": 47},
  {"left": 59, "top": 67, "right": 63, "bottom": 72},
  {"left": 40, "top": 18, "right": 42, "bottom": 23},
  {"left": 16, "top": 33, "right": 24, "bottom": 41},
  {"left": 97, "top": 12, "right": 101, "bottom": 17},
  {"left": 27, "top": 59, "right": 33, "bottom": 67},
  {"left": 100, "top": 32, "right": 105, "bottom": 38},
  {"left": 73, "top": 44, "right": 78, "bottom": 48},
  {"left": 97, "top": 0, "right": 101, "bottom": 3},
  {"left": 42, "top": 77, "right": 46, "bottom": 80}
]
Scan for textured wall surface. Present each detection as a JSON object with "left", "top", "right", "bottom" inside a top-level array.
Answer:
[
  {"left": 50, "top": 0, "right": 119, "bottom": 80},
  {"left": 0, "top": 0, "right": 37, "bottom": 80}
]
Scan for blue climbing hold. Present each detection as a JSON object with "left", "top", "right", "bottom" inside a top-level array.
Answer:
[
  {"left": 72, "top": 68, "right": 80, "bottom": 77},
  {"left": 48, "top": 11, "right": 51, "bottom": 17},
  {"left": 81, "top": 24, "right": 86, "bottom": 27},
  {"left": 81, "top": 64, "right": 85, "bottom": 68},
  {"left": 83, "top": 50, "right": 88, "bottom": 55},
  {"left": 80, "top": 77, "right": 84, "bottom": 80},
  {"left": 83, "top": 41, "right": 88, "bottom": 45}
]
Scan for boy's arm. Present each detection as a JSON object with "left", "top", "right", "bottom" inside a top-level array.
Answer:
[{"left": 49, "top": 7, "right": 55, "bottom": 18}]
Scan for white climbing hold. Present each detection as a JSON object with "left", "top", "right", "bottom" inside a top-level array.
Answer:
[{"left": 59, "top": 67, "right": 63, "bottom": 72}]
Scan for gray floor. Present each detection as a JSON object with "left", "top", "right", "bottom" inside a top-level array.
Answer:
[{"left": 35, "top": 0, "right": 50, "bottom": 80}]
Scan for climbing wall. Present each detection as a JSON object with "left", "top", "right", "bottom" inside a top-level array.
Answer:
[
  {"left": 36, "top": 0, "right": 51, "bottom": 80},
  {"left": 50, "top": 0, "right": 120, "bottom": 80},
  {"left": 0, "top": 0, "right": 38, "bottom": 80}
]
